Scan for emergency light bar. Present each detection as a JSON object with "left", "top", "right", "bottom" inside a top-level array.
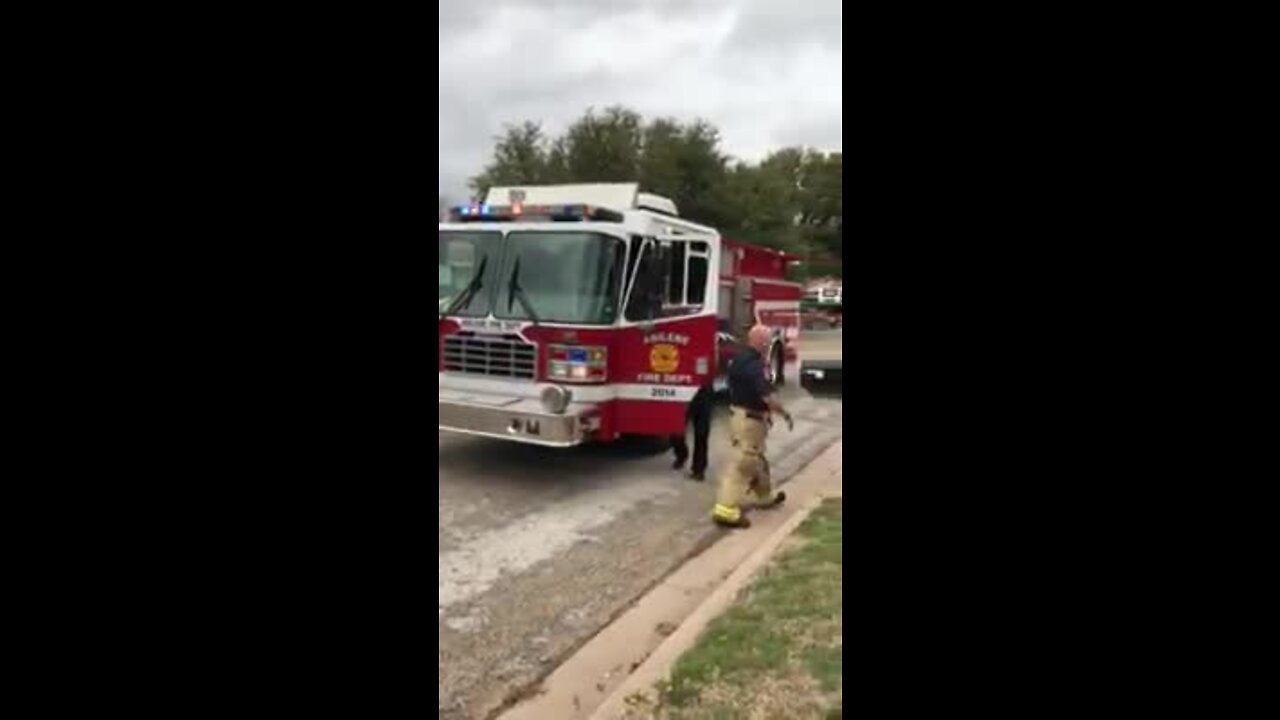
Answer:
[
  {"left": 447, "top": 203, "right": 624, "bottom": 224},
  {"left": 547, "top": 343, "right": 607, "bottom": 383}
]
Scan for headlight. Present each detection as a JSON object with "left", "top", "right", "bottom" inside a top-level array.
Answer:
[{"left": 541, "top": 385, "right": 572, "bottom": 415}]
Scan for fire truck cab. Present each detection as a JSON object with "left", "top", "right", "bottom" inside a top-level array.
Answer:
[{"left": 438, "top": 183, "right": 799, "bottom": 447}]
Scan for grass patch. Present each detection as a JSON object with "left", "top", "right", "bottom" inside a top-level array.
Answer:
[{"left": 651, "top": 499, "right": 842, "bottom": 720}]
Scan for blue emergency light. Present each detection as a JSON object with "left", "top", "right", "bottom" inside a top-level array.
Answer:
[{"left": 446, "top": 203, "right": 624, "bottom": 223}]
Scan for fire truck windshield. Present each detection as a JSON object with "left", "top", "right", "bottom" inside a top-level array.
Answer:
[
  {"left": 495, "top": 232, "right": 624, "bottom": 326},
  {"left": 439, "top": 231, "right": 501, "bottom": 316}
]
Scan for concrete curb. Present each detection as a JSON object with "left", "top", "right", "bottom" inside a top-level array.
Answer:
[
  {"left": 588, "top": 448, "right": 842, "bottom": 720},
  {"left": 496, "top": 440, "right": 842, "bottom": 720}
]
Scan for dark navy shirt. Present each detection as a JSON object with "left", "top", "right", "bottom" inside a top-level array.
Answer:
[{"left": 727, "top": 346, "right": 773, "bottom": 412}]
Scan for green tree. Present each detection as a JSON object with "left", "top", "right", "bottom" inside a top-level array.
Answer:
[
  {"left": 549, "top": 106, "right": 643, "bottom": 182},
  {"left": 469, "top": 121, "right": 553, "bottom": 198},
  {"left": 464, "top": 107, "right": 840, "bottom": 272},
  {"left": 635, "top": 117, "right": 731, "bottom": 226},
  {"left": 720, "top": 148, "right": 805, "bottom": 252},
  {"left": 637, "top": 117, "right": 684, "bottom": 200},
  {"left": 796, "top": 151, "right": 842, "bottom": 262},
  {"left": 670, "top": 120, "right": 731, "bottom": 227}
]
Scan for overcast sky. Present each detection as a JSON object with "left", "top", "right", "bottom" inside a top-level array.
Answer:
[{"left": 438, "top": 0, "right": 842, "bottom": 200}]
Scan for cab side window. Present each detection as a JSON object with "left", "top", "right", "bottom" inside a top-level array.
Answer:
[
  {"left": 687, "top": 242, "right": 709, "bottom": 306},
  {"left": 624, "top": 239, "right": 666, "bottom": 321},
  {"left": 625, "top": 238, "right": 713, "bottom": 321}
]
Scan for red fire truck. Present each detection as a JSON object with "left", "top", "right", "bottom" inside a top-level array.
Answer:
[{"left": 438, "top": 183, "right": 801, "bottom": 447}]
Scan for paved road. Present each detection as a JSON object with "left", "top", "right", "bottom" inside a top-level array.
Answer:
[{"left": 438, "top": 334, "right": 843, "bottom": 720}]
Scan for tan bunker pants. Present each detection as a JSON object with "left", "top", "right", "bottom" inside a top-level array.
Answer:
[{"left": 712, "top": 407, "right": 775, "bottom": 524}]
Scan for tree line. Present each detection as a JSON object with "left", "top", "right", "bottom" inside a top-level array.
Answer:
[{"left": 452, "top": 106, "right": 841, "bottom": 273}]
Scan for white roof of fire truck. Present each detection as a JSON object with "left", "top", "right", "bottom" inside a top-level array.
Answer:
[
  {"left": 443, "top": 183, "right": 715, "bottom": 241},
  {"left": 483, "top": 183, "right": 680, "bottom": 217}
]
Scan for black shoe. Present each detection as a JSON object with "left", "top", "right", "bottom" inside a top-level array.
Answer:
[
  {"left": 758, "top": 491, "right": 787, "bottom": 509},
  {"left": 672, "top": 459, "right": 687, "bottom": 471},
  {"left": 713, "top": 515, "right": 751, "bottom": 529},
  {"left": 688, "top": 470, "right": 706, "bottom": 482}
]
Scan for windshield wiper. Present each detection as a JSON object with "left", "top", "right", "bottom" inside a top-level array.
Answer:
[
  {"left": 440, "top": 256, "right": 488, "bottom": 320},
  {"left": 506, "top": 257, "right": 541, "bottom": 325}
]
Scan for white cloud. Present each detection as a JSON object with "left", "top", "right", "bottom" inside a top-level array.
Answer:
[{"left": 438, "top": 0, "right": 842, "bottom": 200}]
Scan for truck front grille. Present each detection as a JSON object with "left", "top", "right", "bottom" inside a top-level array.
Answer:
[{"left": 442, "top": 332, "right": 537, "bottom": 379}]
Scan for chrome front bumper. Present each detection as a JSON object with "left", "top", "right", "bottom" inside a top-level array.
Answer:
[{"left": 439, "top": 389, "right": 600, "bottom": 447}]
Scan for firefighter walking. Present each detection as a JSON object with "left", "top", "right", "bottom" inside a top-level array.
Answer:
[{"left": 712, "top": 325, "right": 793, "bottom": 529}]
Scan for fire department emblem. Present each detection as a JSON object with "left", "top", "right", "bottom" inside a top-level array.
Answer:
[{"left": 649, "top": 344, "right": 680, "bottom": 374}]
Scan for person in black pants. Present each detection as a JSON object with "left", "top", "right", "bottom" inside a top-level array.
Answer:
[{"left": 671, "top": 383, "right": 713, "bottom": 481}]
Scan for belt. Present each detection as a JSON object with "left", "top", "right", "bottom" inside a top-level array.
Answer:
[{"left": 731, "top": 406, "right": 768, "bottom": 422}]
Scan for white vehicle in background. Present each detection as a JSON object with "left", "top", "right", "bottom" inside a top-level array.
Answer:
[
  {"left": 802, "top": 278, "right": 842, "bottom": 330},
  {"left": 806, "top": 285, "right": 841, "bottom": 305}
]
